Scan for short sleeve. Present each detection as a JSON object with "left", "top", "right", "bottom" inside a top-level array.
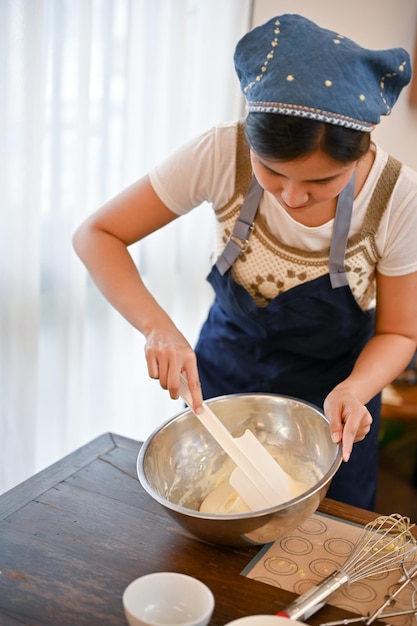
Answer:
[
  {"left": 376, "top": 164, "right": 417, "bottom": 276},
  {"left": 149, "top": 122, "right": 238, "bottom": 215}
]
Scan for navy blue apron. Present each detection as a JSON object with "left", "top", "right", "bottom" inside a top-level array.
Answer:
[{"left": 195, "top": 174, "right": 380, "bottom": 510}]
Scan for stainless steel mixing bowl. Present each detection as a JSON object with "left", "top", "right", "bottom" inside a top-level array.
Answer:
[{"left": 137, "top": 394, "right": 342, "bottom": 547}]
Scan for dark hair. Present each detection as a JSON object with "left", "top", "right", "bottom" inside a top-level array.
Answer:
[{"left": 244, "top": 112, "right": 371, "bottom": 164}]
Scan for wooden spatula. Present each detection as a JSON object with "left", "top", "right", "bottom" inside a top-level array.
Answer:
[{"left": 179, "top": 375, "right": 300, "bottom": 511}]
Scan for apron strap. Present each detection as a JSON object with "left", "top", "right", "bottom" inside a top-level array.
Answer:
[
  {"left": 216, "top": 176, "right": 262, "bottom": 276},
  {"left": 328, "top": 172, "right": 356, "bottom": 288},
  {"left": 215, "top": 172, "right": 356, "bottom": 284},
  {"left": 216, "top": 162, "right": 400, "bottom": 290}
]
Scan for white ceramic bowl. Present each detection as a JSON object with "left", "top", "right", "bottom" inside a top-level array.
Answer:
[
  {"left": 122, "top": 572, "right": 215, "bottom": 626},
  {"left": 226, "top": 616, "right": 305, "bottom": 625}
]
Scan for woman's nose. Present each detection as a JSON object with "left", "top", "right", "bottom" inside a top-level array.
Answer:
[{"left": 280, "top": 181, "right": 309, "bottom": 208}]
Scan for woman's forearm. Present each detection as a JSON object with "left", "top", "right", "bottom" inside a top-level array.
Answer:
[
  {"left": 334, "top": 333, "right": 416, "bottom": 404},
  {"left": 73, "top": 226, "right": 173, "bottom": 337},
  {"left": 73, "top": 220, "right": 203, "bottom": 408}
]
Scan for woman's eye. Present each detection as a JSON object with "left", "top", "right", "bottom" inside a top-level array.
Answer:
[{"left": 265, "top": 167, "right": 282, "bottom": 177}]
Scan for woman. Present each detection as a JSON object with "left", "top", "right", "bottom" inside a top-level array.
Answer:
[{"left": 73, "top": 14, "right": 417, "bottom": 509}]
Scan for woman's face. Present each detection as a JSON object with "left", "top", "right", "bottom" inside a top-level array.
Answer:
[{"left": 250, "top": 149, "right": 357, "bottom": 219}]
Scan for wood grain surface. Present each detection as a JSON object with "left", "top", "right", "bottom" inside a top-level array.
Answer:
[{"left": 0, "top": 433, "right": 388, "bottom": 626}]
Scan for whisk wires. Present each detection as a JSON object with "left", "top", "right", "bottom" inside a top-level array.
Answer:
[
  {"left": 320, "top": 560, "right": 417, "bottom": 626},
  {"left": 344, "top": 514, "right": 417, "bottom": 583}
]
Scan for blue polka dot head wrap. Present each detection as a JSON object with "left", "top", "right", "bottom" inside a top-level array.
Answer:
[{"left": 234, "top": 14, "right": 412, "bottom": 132}]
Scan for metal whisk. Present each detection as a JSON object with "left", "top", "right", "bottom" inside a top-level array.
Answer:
[
  {"left": 320, "top": 561, "right": 417, "bottom": 626},
  {"left": 277, "top": 513, "right": 417, "bottom": 622}
]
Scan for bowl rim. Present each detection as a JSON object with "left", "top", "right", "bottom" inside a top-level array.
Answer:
[
  {"left": 123, "top": 571, "right": 215, "bottom": 625},
  {"left": 136, "top": 392, "right": 343, "bottom": 519}
]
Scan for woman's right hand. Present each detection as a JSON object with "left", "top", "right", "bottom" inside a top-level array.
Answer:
[{"left": 145, "top": 325, "right": 203, "bottom": 412}]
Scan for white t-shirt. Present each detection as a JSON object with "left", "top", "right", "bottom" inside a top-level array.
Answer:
[{"left": 150, "top": 120, "right": 417, "bottom": 277}]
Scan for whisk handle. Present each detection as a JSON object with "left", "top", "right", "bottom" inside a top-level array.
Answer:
[{"left": 277, "top": 570, "right": 350, "bottom": 621}]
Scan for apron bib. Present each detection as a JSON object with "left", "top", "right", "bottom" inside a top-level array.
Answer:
[{"left": 195, "top": 173, "right": 380, "bottom": 510}]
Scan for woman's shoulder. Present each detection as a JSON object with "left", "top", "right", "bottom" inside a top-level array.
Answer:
[
  {"left": 180, "top": 119, "right": 242, "bottom": 153},
  {"left": 371, "top": 143, "right": 417, "bottom": 276},
  {"left": 149, "top": 120, "right": 242, "bottom": 214},
  {"left": 372, "top": 144, "right": 417, "bottom": 191}
]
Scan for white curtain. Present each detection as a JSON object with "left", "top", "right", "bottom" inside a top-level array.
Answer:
[{"left": 0, "top": 0, "right": 252, "bottom": 494}]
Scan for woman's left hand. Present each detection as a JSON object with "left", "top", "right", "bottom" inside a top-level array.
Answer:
[
  {"left": 323, "top": 388, "right": 373, "bottom": 462},
  {"left": 323, "top": 270, "right": 417, "bottom": 462}
]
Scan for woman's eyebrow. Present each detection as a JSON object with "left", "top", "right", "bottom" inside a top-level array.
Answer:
[{"left": 258, "top": 158, "right": 340, "bottom": 183}]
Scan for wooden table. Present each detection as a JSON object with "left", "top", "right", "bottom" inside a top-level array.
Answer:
[{"left": 0, "top": 433, "right": 386, "bottom": 626}]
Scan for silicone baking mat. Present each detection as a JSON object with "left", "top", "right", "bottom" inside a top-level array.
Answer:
[{"left": 242, "top": 512, "right": 417, "bottom": 625}]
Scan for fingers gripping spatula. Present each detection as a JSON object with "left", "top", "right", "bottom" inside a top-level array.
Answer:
[{"left": 179, "top": 375, "right": 298, "bottom": 511}]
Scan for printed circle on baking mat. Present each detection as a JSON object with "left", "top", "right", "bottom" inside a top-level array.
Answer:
[
  {"left": 280, "top": 536, "right": 313, "bottom": 555},
  {"left": 309, "top": 558, "right": 340, "bottom": 578},
  {"left": 297, "top": 517, "right": 327, "bottom": 535},
  {"left": 264, "top": 556, "right": 298, "bottom": 576},
  {"left": 324, "top": 537, "right": 355, "bottom": 557},
  {"left": 332, "top": 601, "right": 363, "bottom": 614},
  {"left": 294, "top": 578, "right": 318, "bottom": 595},
  {"left": 387, "top": 580, "right": 415, "bottom": 601},
  {"left": 341, "top": 581, "right": 377, "bottom": 602}
]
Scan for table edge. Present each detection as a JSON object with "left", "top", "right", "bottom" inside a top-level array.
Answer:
[{"left": 0, "top": 432, "right": 134, "bottom": 519}]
